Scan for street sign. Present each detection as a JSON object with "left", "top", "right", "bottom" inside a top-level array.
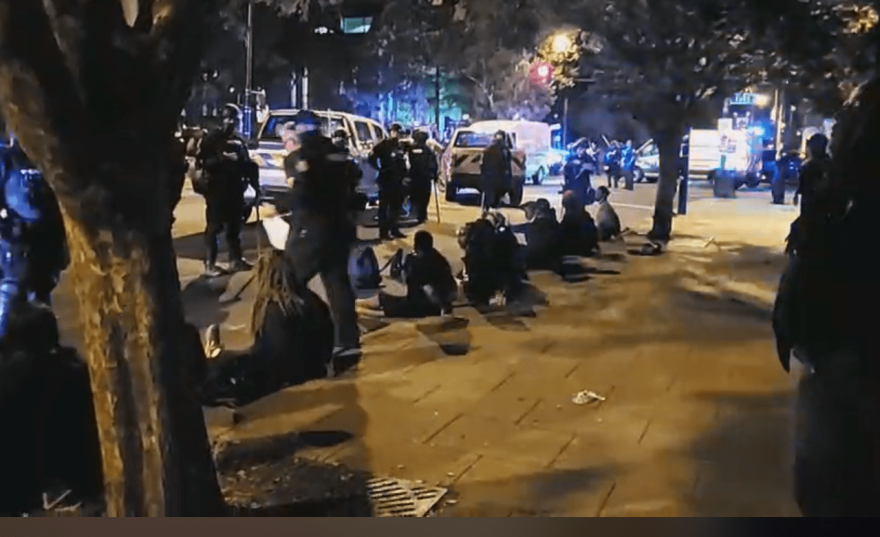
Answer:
[{"left": 728, "top": 93, "right": 756, "bottom": 106}]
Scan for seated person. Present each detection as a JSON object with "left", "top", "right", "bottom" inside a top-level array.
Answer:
[
  {"left": 458, "top": 212, "right": 524, "bottom": 306},
  {"left": 520, "top": 198, "right": 563, "bottom": 270},
  {"left": 560, "top": 190, "right": 599, "bottom": 256},
  {"left": 365, "top": 230, "right": 457, "bottom": 318},
  {"left": 200, "top": 250, "right": 334, "bottom": 406}
]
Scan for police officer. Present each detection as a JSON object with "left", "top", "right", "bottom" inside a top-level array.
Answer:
[
  {"left": 368, "top": 123, "right": 407, "bottom": 240},
  {"left": 794, "top": 134, "right": 832, "bottom": 217},
  {"left": 480, "top": 130, "right": 513, "bottom": 211},
  {"left": 562, "top": 141, "right": 598, "bottom": 206},
  {"left": 405, "top": 130, "right": 438, "bottom": 224},
  {"left": 0, "top": 136, "right": 68, "bottom": 341},
  {"left": 280, "top": 110, "right": 361, "bottom": 360},
  {"left": 620, "top": 139, "right": 636, "bottom": 190},
  {"left": 196, "top": 104, "right": 259, "bottom": 276}
]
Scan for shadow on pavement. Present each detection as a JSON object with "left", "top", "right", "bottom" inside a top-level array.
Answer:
[{"left": 685, "top": 390, "right": 798, "bottom": 516}]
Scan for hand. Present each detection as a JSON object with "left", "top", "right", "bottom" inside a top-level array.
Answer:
[
  {"left": 792, "top": 195, "right": 799, "bottom": 206},
  {"left": 287, "top": 177, "right": 295, "bottom": 189},
  {"left": 224, "top": 152, "right": 239, "bottom": 160}
]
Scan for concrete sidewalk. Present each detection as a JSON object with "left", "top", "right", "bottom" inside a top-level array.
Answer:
[{"left": 204, "top": 195, "right": 799, "bottom": 517}]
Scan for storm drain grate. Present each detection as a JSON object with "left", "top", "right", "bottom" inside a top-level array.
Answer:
[{"left": 366, "top": 477, "right": 448, "bottom": 517}]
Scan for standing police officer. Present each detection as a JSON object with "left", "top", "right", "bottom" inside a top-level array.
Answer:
[
  {"left": 196, "top": 104, "right": 260, "bottom": 276},
  {"left": 368, "top": 123, "right": 407, "bottom": 240},
  {"left": 562, "top": 141, "right": 598, "bottom": 206},
  {"left": 480, "top": 130, "right": 513, "bottom": 211},
  {"left": 405, "top": 130, "right": 438, "bottom": 224},
  {"left": 0, "top": 136, "right": 68, "bottom": 341},
  {"left": 280, "top": 110, "right": 361, "bottom": 360}
]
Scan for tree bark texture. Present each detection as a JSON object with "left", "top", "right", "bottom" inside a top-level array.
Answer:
[
  {"left": 649, "top": 127, "right": 685, "bottom": 241},
  {"left": 0, "top": 0, "right": 223, "bottom": 516}
]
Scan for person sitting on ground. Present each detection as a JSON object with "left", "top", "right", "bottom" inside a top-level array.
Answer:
[
  {"left": 560, "top": 190, "right": 599, "bottom": 256},
  {"left": 201, "top": 250, "right": 335, "bottom": 406},
  {"left": 458, "top": 212, "right": 524, "bottom": 306},
  {"left": 362, "top": 230, "right": 457, "bottom": 318},
  {"left": 596, "top": 186, "right": 623, "bottom": 241},
  {"left": 519, "top": 198, "right": 563, "bottom": 271}
]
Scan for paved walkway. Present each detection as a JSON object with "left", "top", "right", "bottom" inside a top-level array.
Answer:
[{"left": 200, "top": 196, "right": 801, "bottom": 517}]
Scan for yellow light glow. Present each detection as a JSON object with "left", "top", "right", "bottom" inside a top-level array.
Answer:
[
  {"left": 753, "top": 94, "right": 771, "bottom": 107},
  {"left": 551, "top": 33, "right": 573, "bottom": 53}
]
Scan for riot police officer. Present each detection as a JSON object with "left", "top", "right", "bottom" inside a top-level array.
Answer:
[
  {"left": 562, "top": 141, "right": 597, "bottom": 206},
  {"left": 406, "top": 130, "right": 438, "bottom": 224},
  {"left": 368, "top": 123, "right": 408, "bottom": 240},
  {"left": 280, "top": 110, "right": 361, "bottom": 360},
  {"left": 0, "top": 137, "right": 68, "bottom": 341},
  {"left": 196, "top": 104, "right": 260, "bottom": 276},
  {"left": 480, "top": 130, "right": 513, "bottom": 211}
]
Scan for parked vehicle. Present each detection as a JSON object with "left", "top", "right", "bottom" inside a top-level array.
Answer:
[
  {"left": 249, "top": 109, "right": 387, "bottom": 204},
  {"left": 468, "top": 120, "right": 553, "bottom": 185},
  {"left": 438, "top": 128, "right": 526, "bottom": 205}
]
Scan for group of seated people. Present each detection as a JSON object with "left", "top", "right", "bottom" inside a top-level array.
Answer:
[{"left": 197, "top": 188, "right": 623, "bottom": 407}]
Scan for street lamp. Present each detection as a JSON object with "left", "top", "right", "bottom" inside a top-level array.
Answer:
[{"left": 551, "top": 33, "right": 574, "bottom": 54}]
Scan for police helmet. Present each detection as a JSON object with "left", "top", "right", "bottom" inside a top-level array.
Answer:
[
  {"left": 4, "top": 166, "right": 44, "bottom": 222},
  {"left": 412, "top": 130, "right": 428, "bottom": 144},
  {"left": 389, "top": 123, "right": 403, "bottom": 133},
  {"left": 807, "top": 133, "right": 828, "bottom": 155},
  {"left": 220, "top": 103, "right": 241, "bottom": 120}
]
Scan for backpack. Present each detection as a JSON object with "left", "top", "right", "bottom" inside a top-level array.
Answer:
[{"left": 349, "top": 245, "right": 382, "bottom": 291}]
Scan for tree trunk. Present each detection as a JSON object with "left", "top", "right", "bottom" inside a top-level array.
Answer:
[
  {"left": 61, "top": 166, "right": 224, "bottom": 516},
  {"left": 649, "top": 127, "right": 685, "bottom": 241}
]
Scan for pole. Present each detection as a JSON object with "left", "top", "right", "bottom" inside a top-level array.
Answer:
[
  {"left": 562, "top": 95, "right": 569, "bottom": 148},
  {"left": 774, "top": 86, "right": 784, "bottom": 154},
  {"left": 243, "top": 0, "right": 254, "bottom": 139},
  {"left": 434, "top": 65, "right": 441, "bottom": 134}
]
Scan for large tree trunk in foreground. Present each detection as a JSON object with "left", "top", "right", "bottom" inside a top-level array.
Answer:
[
  {"left": 0, "top": 0, "right": 224, "bottom": 515},
  {"left": 649, "top": 127, "right": 685, "bottom": 241}
]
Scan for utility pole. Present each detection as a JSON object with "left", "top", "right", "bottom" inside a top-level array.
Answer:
[
  {"left": 562, "top": 95, "right": 569, "bottom": 148},
  {"left": 243, "top": 0, "right": 254, "bottom": 139},
  {"left": 434, "top": 66, "right": 441, "bottom": 134}
]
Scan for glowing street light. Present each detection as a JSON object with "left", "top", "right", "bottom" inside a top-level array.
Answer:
[
  {"left": 536, "top": 64, "right": 551, "bottom": 79},
  {"left": 551, "top": 32, "right": 574, "bottom": 54}
]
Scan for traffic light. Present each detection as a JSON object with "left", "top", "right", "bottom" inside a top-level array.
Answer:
[{"left": 530, "top": 61, "right": 554, "bottom": 85}]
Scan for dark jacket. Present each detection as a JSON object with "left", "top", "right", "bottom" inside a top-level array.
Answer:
[
  {"left": 196, "top": 128, "right": 257, "bottom": 201},
  {"left": 281, "top": 133, "right": 354, "bottom": 217},
  {"left": 406, "top": 143, "right": 439, "bottom": 183},
  {"left": 480, "top": 143, "right": 513, "bottom": 188},
  {"left": 796, "top": 154, "right": 831, "bottom": 216},
  {"left": 368, "top": 138, "right": 408, "bottom": 187},
  {"left": 405, "top": 248, "right": 457, "bottom": 309}
]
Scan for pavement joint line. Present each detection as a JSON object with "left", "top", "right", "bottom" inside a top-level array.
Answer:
[
  {"left": 513, "top": 399, "right": 542, "bottom": 426},
  {"left": 488, "top": 371, "right": 516, "bottom": 393},
  {"left": 421, "top": 413, "right": 464, "bottom": 445},
  {"left": 637, "top": 419, "right": 652, "bottom": 445},
  {"left": 596, "top": 482, "right": 617, "bottom": 517},
  {"left": 544, "top": 431, "right": 577, "bottom": 469},
  {"left": 411, "top": 384, "right": 442, "bottom": 404}
]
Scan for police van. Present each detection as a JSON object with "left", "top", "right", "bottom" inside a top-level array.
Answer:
[
  {"left": 248, "top": 109, "right": 387, "bottom": 204},
  {"left": 438, "top": 126, "right": 527, "bottom": 206}
]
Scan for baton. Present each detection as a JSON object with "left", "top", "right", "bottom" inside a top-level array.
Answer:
[{"left": 433, "top": 180, "right": 442, "bottom": 224}]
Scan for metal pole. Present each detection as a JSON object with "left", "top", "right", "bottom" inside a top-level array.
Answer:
[
  {"left": 435, "top": 65, "right": 441, "bottom": 133},
  {"left": 243, "top": 0, "right": 254, "bottom": 139},
  {"left": 562, "top": 95, "right": 568, "bottom": 148}
]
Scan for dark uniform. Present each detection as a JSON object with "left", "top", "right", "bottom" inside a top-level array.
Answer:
[
  {"left": 480, "top": 131, "right": 513, "bottom": 211},
  {"left": 562, "top": 145, "right": 597, "bottom": 206},
  {"left": 794, "top": 135, "right": 833, "bottom": 218},
  {"left": 0, "top": 140, "right": 68, "bottom": 341},
  {"left": 280, "top": 110, "right": 361, "bottom": 357},
  {"left": 405, "top": 131, "right": 438, "bottom": 223},
  {"left": 196, "top": 104, "right": 259, "bottom": 275},
  {"left": 368, "top": 123, "right": 408, "bottom": 239},
  {"left": 168, "top": 135, "right": 188, "bottom": 225}
]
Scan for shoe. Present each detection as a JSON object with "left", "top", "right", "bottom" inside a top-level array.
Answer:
[
  {"left": 391, "top": 229, "right": 406, "bottom": 239},
  {"left": 204, "top": 264, "right": 223, "bottom": 278},
  {"left": 229, "top": 259, "right": 253, "bottom": 272},
  {"left": 203, "top": 324, "right": 223, "bottom": 358}
]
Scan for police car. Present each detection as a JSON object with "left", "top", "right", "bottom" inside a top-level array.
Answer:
[
  {"left": 438, "top": 128, "right": 527, "bottom": 206},
  {"left": 248, "top": 109, "right": 386, "bottom": 205}
]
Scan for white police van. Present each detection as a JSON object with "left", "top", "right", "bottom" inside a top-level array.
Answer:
[{"left": 248, "top": 109, "right": 387, "bottom": 205}]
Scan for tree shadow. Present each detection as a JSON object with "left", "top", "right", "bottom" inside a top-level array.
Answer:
[
  {"left": 416, "top": 316, "right": 472, "bottom": 356},
  {"left": 683, "top": 390, "right": 799, "bottom": 517}
]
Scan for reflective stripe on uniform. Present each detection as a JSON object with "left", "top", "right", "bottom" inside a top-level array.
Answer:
[
  {"left": 512, "top": 156, "right": 525, "bottom": 171},
  {"left": 252, "top": 151, "right": 284, "bottom": 169}
]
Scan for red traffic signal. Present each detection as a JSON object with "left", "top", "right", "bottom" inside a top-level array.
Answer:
[{"left": 530, "top": 61, "right": 554, "bottom": 85}]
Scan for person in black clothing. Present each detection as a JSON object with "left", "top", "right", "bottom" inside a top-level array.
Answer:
[
  {"left": 281, "top": 110, "right": 361, "bottom": 360},
  {"left": 196, "top": 104, "right": 260, "bottom": 276},
  {"left": 168, "top": 134, "right": 188, "bottom": 225},
  {"left": 0, "top": 139, "right": 68, "bottom": 340},
  {"left": 794, "top": 134, "right": 832, "bottom": 217},
  {"left": 562, "top": 141, "right": 598, "bottom": 206},
  {"left": 480, "top": 130, "right": 513, "bottom": 211},
  {"left": 198, "top": 250, "right": 335, "bottom": 406},
  {"left": 368, "top": 123, "right": 408, "bottom": 240},
  {"left": 406, "top": 130, "right": 438, "bottom": 224}
]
